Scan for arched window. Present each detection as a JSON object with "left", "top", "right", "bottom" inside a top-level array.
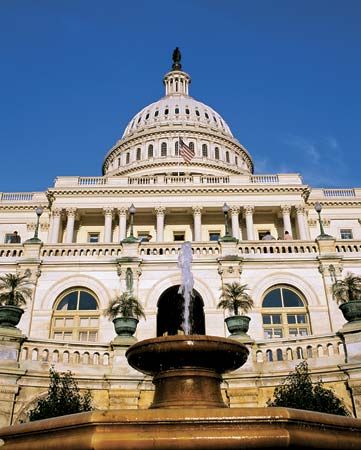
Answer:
[
  {"left": 185, "top": 108, "right": 190, "bottom": 115},
  {"left": 189, "top": 142, "right": 194, "bottom": 151},
  {"left": 175, "top": 107, "right": 179, "bottom": 114},
  {"left": 51, "top": 288, "right": 99, "bottom": 342},
  {"left": 202, "top": 144, "right": 208, "bottom": 157},
  {"left": 195, "top": 110, "right": 200, "bottom": 117},
  {"left": 214, "top": 147, "right": 220, "bottom": 160},
  {"left": 126, "top": 153, "right": 130, "bottom": 164},
  {"left": 225, "top": 151, "right": 230, "bottom": 163},
  {"left": 148, "top": 144, "right": 154, "bottom": 158},
  {"left": 154, "top": 110, "right": 159, "bottom": 117},
  {"left": 175, "top": 141, "right": 179, "bottom": 156},
  {"left": 136, "top": 148, "right": 141, "bottom": 161},
  {"left": 161, "top": 142, "right": 167, "bottom": 156},
  {"left": 262, "top": 285, "right": 310, "bottom": 339},
  {"left": 235, "top": 156, "right": 238, "bottom": 166},
  {"left": 164, "top": 108, "right": 169, "bottom": 115}
]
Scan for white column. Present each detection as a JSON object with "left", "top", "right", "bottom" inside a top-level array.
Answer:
[
  {"left": 65, "top": 208, "right": 76, "bottom": 244},
  {"left": 296, "top": 205, "right": 308, "bottom": 240},
  {"left": 281, "top": 205, "right": 292, "bottom": 236},
  {"left": 103, "top": 207, "right": 114, "bottom": 243},
  {"left": 118, "top": 207, "right": 127, "bottom": 242},
  {"left": 244, "top": 205, "right": 255, "bottom": 240},
  {"left": 50, "top": 208, "right": 62, "bottom": 243},
  {"left": 192, "top": 206, "right": 202, "bottom": 241},
  {"left": 155, "top": 206, "right": 166, "bottom": 242},
  {"left": 230, "top": 206, "right": 240, "bottom": 239}
]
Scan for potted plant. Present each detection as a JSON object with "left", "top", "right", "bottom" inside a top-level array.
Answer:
[
  {"left": 104, "top": 291, "right": 146, "bottom": 337},
  {"left": 0, "top": 272, "right": 33, "bottom": 328},
  {"left": 217, "top": 282, "right": 253, "bottom": 335},
  {"left": 332, "top": 272, "right": 361, "bottom": 322}
]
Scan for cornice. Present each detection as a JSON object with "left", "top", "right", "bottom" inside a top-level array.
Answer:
[{"left": 306, "top": 200, "right": 361, "bottom": 207}]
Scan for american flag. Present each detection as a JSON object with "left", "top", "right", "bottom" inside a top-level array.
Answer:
[{"left": 179, "top": 137, "right": 195, "bottom": 164}]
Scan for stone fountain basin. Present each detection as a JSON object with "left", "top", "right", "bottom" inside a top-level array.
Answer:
[{"left": 126, "top": 334, "right": 249, "bottom": 375}]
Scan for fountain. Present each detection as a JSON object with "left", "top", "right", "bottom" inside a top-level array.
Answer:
[
  {"left": 1, "top": 242, "right": 361, "bottom": 448},
  {"left": 126, "top": 242, "right": 249, "bottom": 409}
]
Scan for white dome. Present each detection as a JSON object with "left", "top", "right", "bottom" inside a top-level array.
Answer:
[{"left": 122, "top": 68, "right": 233, "bottom": 139}]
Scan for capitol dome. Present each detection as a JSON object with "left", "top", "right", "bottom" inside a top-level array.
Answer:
[{"left": 103, "top": 49, "right": 253, "bottom": 177}]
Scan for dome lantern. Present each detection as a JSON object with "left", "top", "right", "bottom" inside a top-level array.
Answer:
[{"left": 163, "top": 47, "right": 191, "bottom": 96}]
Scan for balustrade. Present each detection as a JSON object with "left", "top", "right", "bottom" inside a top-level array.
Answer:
[
  {"left": 238, "top": 240, "right": 318, "bottom": 256},
  {"left": 323, "top": 188, "right": 355, "bottom": 197},
  {"left": 0, "top": 192, "right": 34, "bottom": 201}
]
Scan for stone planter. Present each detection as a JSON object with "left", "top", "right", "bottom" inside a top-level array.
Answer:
[
  {"left": 339, "top": 301, "right": 361, "bottom": 323},
  {"left": 0, "top": 305, "right": 24, "bottom": 328},
  {"left": 113, "top": 317, "right": 139, "bottom": 336},
  {"left": 225, "top": 315, "right": 250, "bottom": 335}
]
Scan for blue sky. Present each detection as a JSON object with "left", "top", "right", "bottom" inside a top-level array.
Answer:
[{"left": 0, "top": 0, "right": 360, "bottom": 191}]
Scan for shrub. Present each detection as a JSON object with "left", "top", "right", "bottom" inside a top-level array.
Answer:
[
  {"left": 267, "top": 361, "right": 349, "bottom": 416},
  {"left": 28, "top": 367, "right": 93, "bottom": 421}
]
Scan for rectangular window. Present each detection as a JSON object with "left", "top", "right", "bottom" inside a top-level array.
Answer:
[
  {"left": 173, "top": 232, "right": 185, "bottom": 241},
  {"left": 340, "top": 229, "right": 353, "bottom": 239},
  {"left": 4, "top": 233, "right": 13, "bottom": 243},
  {"left": 138, "top": 231, "right": 151, "bottom": 242},
  {"left": 264, "top": 328, "right": 283, "bottom": 338},
  {"left": 209, "top": 232, "right": 220, "bottom": 241},
  {"left": 258, "top": 230, "right": 270, "bottom": 240},
  {"left": 88, "top": 233, "right": 100, "bottom": 243}
]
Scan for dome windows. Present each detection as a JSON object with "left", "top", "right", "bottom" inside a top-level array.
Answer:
[
  {"left": 154, "top": 110, "right": 159, "bottom": 117},
  {"left": 175, "top": 107, "right": 179, "bottom": 114},
  {"left": 136, "top": 148, "right": 141, "bottom": 161},
  {"left": 161, "top": 142, "right": 167, "bottom": 156},
  {"left": 126, "top": 153, "right": 130, "bottom": 164},
  {"left": 195, "top": 110, "right": 200, "bottom": 117},
  {"left": 185, "top": 108, "right": 190, "bottom": 115},
  {"left": 202, "top": 144, "right": 208, "bottom": 157},
  {"left": 175, "top": 141, "right": 179, "bottom": 156},
  {"left": 204, "top": 112, "right": 209, "bottom": 120},
  {"left": 225, "top": 151, "right": 230, "bottom": 163},
  {"left": 148, "top": 144, "right": 154, "bottom": 158},
  {"left": 164, "top": 108, "right": 169, "bottom": 115},
  {"left": 214, "top": 147, "right": 220, "bottom": 160},
  {"left": 145, "top": 113, "right": 150, "bottom": 120}
]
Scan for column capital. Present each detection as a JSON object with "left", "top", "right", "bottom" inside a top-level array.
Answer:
[
  {"left": 103, "top": 207, "right": 114, "bottom": 217},
  {"left": 281, "top": 205, "right": 292, "bottom": 214},
  {"left": 244, "top": 205, "right": 254, "bottom": 215},
  {"left": 52, "top": 207, "right": 62, "bottom": 217},
  {"left": 155, "top": 206, "right": 166, "bottom": 216},
  {"left": 230, "top": 205, "right": 240, "bottom": 215},
  {"left": 295, "top": 204, "right": 306, "bottom": 214},
  {"left": 118, "top": 207, "right": 128, "bottom": 216},
  {"left": 66, "top": 207, "right": 77, "bottom": 217},
  {"left": 192, "top": 206, "right": 203, "bottom": 216}
]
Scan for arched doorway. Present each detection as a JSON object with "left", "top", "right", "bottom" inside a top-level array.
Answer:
[{"left": 157, "top": 285, "right": 205, "bottom": 336}]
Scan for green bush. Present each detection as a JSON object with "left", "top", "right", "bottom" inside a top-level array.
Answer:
[
  {"left": 267, "top": 361, "right": 349, "bottom": 416},
  {"left": 28, "top": 367, "right": 93, "bottom": 421}
]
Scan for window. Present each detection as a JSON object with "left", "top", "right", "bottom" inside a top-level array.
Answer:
[
  {"left": 235, "top": 156, "right": 238, "bottom": 165},
  {"left": 161, "top": 142, "right": 167, "bottom": 156},
  {"left": 262, "top": 286, "right": 310, "bottom": 339},
  {"left": 340, "top": 229, "right": 353, "bottom": 239},
  {"left": 154, "top": 110, "right": 159, "bottom": 117},
  {"left": 148, "top": 144, "right": 154, "bottom": 158},
  {"left": 145, "top": 113, "right": 149, "bottom": 120},
  {"left": 185, "top": 108, "right": 190, "bottom": 115},
  {"left": 214, "top": 147, "right": 220, "bottom": 160},
  {"left": 175, "top": 141, "right": 179, "bottom": 156},
  {"left": 258, "top": 230, "right": 270, "bottom": 240},
  {"left": 137, "top": 231, "right": 151, "bottom": 242},
  {"left": 202, "top": 144, "right": 208, "bottom": 157},
  {"left": 209, "top": 232, "right": 220, "bottom": 241},
  {"left": 136, "top": 148, "right": 141, "bottom": 161},
  {"left": 195, "top": 110, "right": 200, "bottom": 117},
  {"left": 175, "top": 107, "right": 179, "bottom": 114},
  {"left": 87, "top": 233, "right": 100, "bottom": 243},
  {"left": 225, "top": 151, "right": 230, "bottom": 163},
  {"left": 164, "top": 108, "right": 169, "bottom": 115},
  {"left": 51, "top": 289, "right": 99, "bottom": 342},
  {"left": 173, "top": 232, "right": 185, "bottom": 241},
  {"left": 205, "top": 112, "right": 209, "bottom": 119},
  {"left": 189, "top": 142, "right": 194, "bottom": 151},
  {"left": 126, "top": 153, "right": 130, "bottom": 164},
  {"left": 4, "top": 233, "right": 13, "bottom": 243}
]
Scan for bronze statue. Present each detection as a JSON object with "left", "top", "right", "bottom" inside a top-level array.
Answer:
[{"left": 172, "top": 47, "right": 182, "bottom": 70}]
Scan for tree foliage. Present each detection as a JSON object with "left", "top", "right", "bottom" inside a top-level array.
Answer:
[
  {"left": 28, "top": 367, "right": 93, "bottom": 421},
  {"left": 0, "top": 272, "right": 33, "bottom": 307},
  {"left": 332, "top": 272, "right": 361, "bottom": 304},
  {"left": 267, "top": 361, "right": 349, "bottom": 416},
  {"left": 217, "top": 282, "right": 253, "bottom": 316}
]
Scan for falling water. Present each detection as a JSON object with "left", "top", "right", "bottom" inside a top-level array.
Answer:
[{"left": 178, "top": 241, "right": 194, "bottom": 334}]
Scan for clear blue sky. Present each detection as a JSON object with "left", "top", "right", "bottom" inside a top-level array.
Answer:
[{"left": 1, "top": 0, "right": 360, "bottom": 191}]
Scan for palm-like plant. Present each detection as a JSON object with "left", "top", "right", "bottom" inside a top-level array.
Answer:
[
  {"left": 332, "top": 272, "right": 361, "bottom": 304},
  {"left": 217, "top": 282, "right": 253, "bottom": 316},
  {"left": 104, "top": 292, "right": 146, "bottom": 320},
  {"left": 0, "top": 273, "right": 33, "bottom": 307}
]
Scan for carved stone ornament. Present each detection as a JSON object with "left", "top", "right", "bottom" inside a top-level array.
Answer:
[
  {"left": 192, "top": 206, "right": 202, "bottom": 216},
  {"left": 66, "top": 208, "right": 77, "bottom": 217},
  {"left": 52, "top": 208, "right": 62, "bottom": 217},
  {"left": 296, "top": 205, "right": 305, "bottom": 215},
  {"left": 281, "top": 205, "right": 292, "bottom": 215},
  {"left": 118, "top": 207, "right": 127, "bottom": 217},
  {"left": 308, "top": 219, "right": 317, "bottom": 227},
  {"left": 103, "top": 207, "right": 114, "bottom": 216},
  {"left": 230, "top": 205, "right": 240, "bottom": 215},
  {"left": 27, "top": 222, "right": 36, "bottom": 232},
  {"left": 155, "top": 206, "right": 166, "bottom": 216},
  {"left": 244, "top": 205, "right": 254, "bottom": 216}
]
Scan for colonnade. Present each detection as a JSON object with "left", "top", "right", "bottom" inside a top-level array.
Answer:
[{"left": 48, "top": 204, "right": 310, "bottom": 244}]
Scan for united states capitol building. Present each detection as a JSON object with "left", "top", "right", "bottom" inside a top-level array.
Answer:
[{"left": 0, "top": 50, "right": 361, "bottom": 425}]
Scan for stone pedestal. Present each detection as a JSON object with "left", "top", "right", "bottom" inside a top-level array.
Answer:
[{"left": 0, "top": 327, "right": 26, "bottom": 368}]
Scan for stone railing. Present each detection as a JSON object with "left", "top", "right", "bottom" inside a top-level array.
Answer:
[
  {"left": 20, "top": 339, "right": 112, "bottom": 370},
  {"left": 0, "top": 192, "right": 34, "bottom": 201},
  {"left": 323, "top": 188, "right": 356, "bottom": 198},
  {"left": 253, "top": 333, "right": 345, "bottom": 364},
  {"left": 78, "top": 177, "right": 107, "bottom": 186},
  {"left": 238, "top": 240, "right": 318, "bottom": 256},
  {"left": 250, "top": 174, "right": 279, "bottom": 183},
  {"left": 139, "top": 242, "right": 220, "bottom": 259},
  {"left": 40, "top": 244, "right": 123, "bottom": 259},
  {"left": 0, "top": 246, "right": 24, "bottom": 258},
  {"left": 335, "top": 240, "right": 361, "bottom": 253}
]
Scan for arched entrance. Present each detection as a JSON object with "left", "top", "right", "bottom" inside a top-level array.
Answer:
[{"left": 157, "top": 285, "right": 205, "bottom": 336}]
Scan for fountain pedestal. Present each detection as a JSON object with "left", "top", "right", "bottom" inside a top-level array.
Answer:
[{"left": 126, "top": 335, "right": 249, "bottom": 408}]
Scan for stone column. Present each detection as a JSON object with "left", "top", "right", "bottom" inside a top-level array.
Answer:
[
  {"left": 244, "top": 206, "right": 255, "bottom": 240},
  {"left": 155, "top": 206, "right": 166, "bottom": 242},
  {"left": 230, "top": 206, "right": 240, "bottom": 239},
  {"left": 65, "top": 208, "right": 77, "bottom": 244},
  {"left": 118, "top": 207, "right": 127, "bottom": 242},
  {"left": 192, "top": 206, "right": 202, "bottom": 242},
  {"left": 296, "top": 205, "right": 308, "bottom": 240},
  {"left": 103, "top": 207, "right": 114, "bottom": 243},
  {"left": 281, "top": 205, "right": 292, "bottom": 236},
  {"left": 49, "top": 208, "right": 62, "bottom": 243}
]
